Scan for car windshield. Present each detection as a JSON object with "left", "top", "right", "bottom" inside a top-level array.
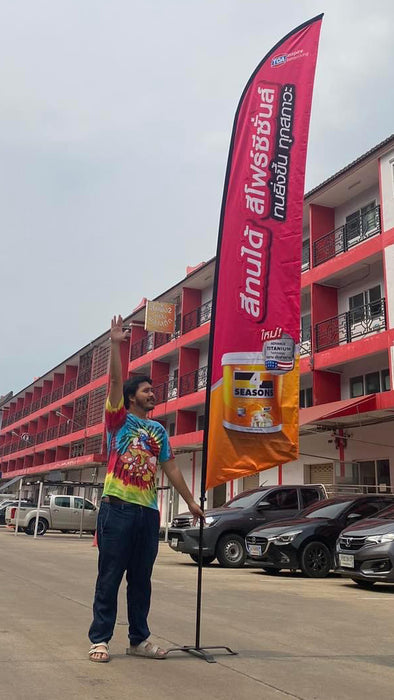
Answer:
[
  {"left": 224, "top": 489, "right": 268, "bottom": 509},
  {"left": 301, "top": 500, "right": 354, "bottom": 520}
]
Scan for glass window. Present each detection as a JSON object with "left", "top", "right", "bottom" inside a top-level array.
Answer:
[
  {"left": 54, "top": 496, "right": 70, "bottom": 508},
  {"left": 74, "top": 497, "right": 95, "bottom": 510},
  {"left": 302, "top": 239, "right": 310, "bottom": 269},
  {"left": 306, "top": 387, "right": 313, "bottom": 407},
  {"left": 365, "top": 371, "right": 380, "bottom": 394},
  {"left": 368, "top": 285, "right": 381, "bottom": 318},
  {"left": 303, "top": 500, "right": 352, "bottom": 519},
  {"left": 265, "top": 488, "right": 298, "bottom": 509},
  {"left": 349, "top": 292, "right": 365, "bottom": 324},
  {"left": 345, "top": 210, "right": 361, "bottom": 246},
  {"left": 301, "top": 314, "right": 311, "bottom": 341},
  {"left": 197, "top": 414, "right": 205, "bottom": 431},
  {"left": 347, "top": 500, "right": 381, "bottom": 519},
  {"left": 224, "top": 490, "right": 267, "bottom": 509},
  {"left": 361, "top": 201, "right": 377, "bottom": 234},
  {"left": 301, "top": 488, "right": 321, "bottom": 508},
  {"left": 350, "top": 376, "right": 364, "bottom": 398},
  {"left": 381, "top": 369, "right": 390, "bottom": 392},
  {"left": 299, "top": 390, "right": 305, "bottom": 408},
  {"left": 377, "top": 460, "right": 390, "bottom": 488}
]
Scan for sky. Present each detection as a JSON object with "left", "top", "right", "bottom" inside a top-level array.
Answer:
[{"left": 1, "top": 0, "right": 394, "bottom": 396}]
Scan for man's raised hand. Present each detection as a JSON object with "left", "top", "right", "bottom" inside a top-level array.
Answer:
[{"left": 110, "top": 315, "right": 130, "bottom": 344}]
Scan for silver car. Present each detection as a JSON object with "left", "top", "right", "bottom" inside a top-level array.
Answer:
[{"left": 336, "top": 504, "right": 394, "bottom": 589}]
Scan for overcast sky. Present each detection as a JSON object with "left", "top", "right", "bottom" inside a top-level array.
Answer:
[{"left": 1, "top": 0, "right": 394, "bottom": 396}]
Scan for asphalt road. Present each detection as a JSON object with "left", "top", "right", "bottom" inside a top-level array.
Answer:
[{"left": 1, "top": 527, "right": 394, "bottom": 700}]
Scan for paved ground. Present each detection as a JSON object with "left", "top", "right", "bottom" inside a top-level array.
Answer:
[{"left": 1, "top": 528, "right": 394, "bottom": 700}]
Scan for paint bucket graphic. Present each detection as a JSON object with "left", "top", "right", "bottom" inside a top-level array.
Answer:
[{"left": 221, "top": 353, "right": 282, "bottom": 433}]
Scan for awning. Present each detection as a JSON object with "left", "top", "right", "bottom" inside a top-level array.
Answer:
[{"left": 300, "top": 395, "right": 377, "bottom": 427}]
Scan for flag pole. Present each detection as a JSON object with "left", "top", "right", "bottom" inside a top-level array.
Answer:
[
  {"left": 166, "top": 77, "right": 239, "bottom": 659},
  {"left": 166, "top": 253, "right": 237, "bottom": 662}
]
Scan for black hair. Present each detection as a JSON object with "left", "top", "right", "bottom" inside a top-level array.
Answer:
[{"left": 123, "top": 375, "right": 152, "bottom": 409}]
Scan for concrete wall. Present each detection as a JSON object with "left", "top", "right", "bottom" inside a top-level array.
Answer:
[
  {"left": 335, "top": 184, "right": 379, "bottom": 228},
  {"left": 380, "top": 149, "right": 394, "bottom": 232}
]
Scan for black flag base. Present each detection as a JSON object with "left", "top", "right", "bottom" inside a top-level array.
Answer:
[{"left": 165, "top": 644, "right": 237, "bottom": 663}]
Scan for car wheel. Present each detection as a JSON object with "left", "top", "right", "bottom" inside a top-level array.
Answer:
[
  {"left": 189, "top": 555, "right": 216, "bottom": 565},
  {"left": 300, "top": 541, "right": 331, "bottom": 578},
  {"left": 26, "top": 518, "right": 48, "bottom": 536},
  {"left": 262, "top": 567, "right": 282, "bottom": 575},
  {"left": 351, "top": 578, "right": 375, "bottom": 589},
  {"left": 216, "top": 534, "right": 247, "bottom": 568}
]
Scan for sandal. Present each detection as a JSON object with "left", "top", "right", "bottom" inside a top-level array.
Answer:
[
  {"left": 126, "top": 640, "right": 167, "bottom": 659},
  {"left": 89, "top": 642, "right": 110, "bottom": 663}
]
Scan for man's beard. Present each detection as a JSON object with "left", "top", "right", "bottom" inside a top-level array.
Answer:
[{"left": 135, "top": 396, "right": 154, "bottom": 413}]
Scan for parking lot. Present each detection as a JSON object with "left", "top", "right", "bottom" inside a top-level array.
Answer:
[{"left": 2, "top": 527, "right": 394, "bottom": 699}]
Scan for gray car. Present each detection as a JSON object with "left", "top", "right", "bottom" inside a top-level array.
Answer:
[
  {"left": 336, "top": 504, "right": 394, "bottom": 589},
  {"left": 168, "top": 484, "right": 327, "bottom": 568}
]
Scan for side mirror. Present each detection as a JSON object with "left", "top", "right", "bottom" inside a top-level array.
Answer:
[
  {"left": 346, "top": 512, "right": 362, "bottom": 523},
  {"left": 257, "top": 501, "right": 271, "bottom": 511}
]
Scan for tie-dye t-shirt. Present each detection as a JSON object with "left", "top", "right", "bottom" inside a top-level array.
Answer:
[{"left": 103, "top": 397, "right": 173, "bottom": 510}]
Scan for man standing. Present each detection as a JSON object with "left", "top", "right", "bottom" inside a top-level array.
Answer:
[{"left": 89, "top": 315, "right": 204, "bottom": 662}]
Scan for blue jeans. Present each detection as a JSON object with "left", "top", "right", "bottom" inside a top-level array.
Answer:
[{"left": 89, "top": 500, "right": 160, "bottom": 646}]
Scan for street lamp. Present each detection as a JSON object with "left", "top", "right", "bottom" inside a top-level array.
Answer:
[{"left": 55, "top": 410, "right": 85, "bottom": 431}]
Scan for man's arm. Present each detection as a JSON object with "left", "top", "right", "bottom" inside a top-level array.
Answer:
[
  {"left": 162, "top": 460, "right": 204, "bottom": 523},
  {"left": 108, "top": 315, "right": 130, "bottom": 407}
]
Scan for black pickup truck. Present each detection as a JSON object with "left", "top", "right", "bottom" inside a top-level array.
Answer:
[{"left": 168, "top": 484, "right": 327, "bottom": 568}]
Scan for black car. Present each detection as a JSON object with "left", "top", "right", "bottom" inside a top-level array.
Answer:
[
  {"left": 336, "top": 503, "right": 394, "bottom": 588},
  {"left": 246, "top": 495, "right": 394, "bottom": 578},
  {"left": 168, "top": 484, "right": 326, "bottom": 568}
]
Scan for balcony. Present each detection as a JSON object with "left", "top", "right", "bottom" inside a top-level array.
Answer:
[
  {"left": 153, "top": 378, "right": 178, "bottom": 404},
  {"left": 130, "top": 303, "right": 211, "bottom": 361},
  {"left": 179, "top": 366, "right": 208, "bottom": 397},
  {"left": 315, "top": 298, "right": 386, "bottom": 352},
  {"left": 130, "top": 333, "right": 155, "bottom": 361},
  {"left": 183, "top": 300, "right": 212, "bottom": 334},
  {"left": 313, "top": 205, "right": 381, "bottom": 267}
]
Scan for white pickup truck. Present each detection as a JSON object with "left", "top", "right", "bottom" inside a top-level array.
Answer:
[{"left": 5, "top": 494, "right": 98, "bottom": 535}]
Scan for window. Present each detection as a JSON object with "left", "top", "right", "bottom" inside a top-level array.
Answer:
[
  {"left": 265, "top": 488, "right": 298, "bottom": 509},
  {"left": 74, "top": 497, "right": 95, "bottom": 510},
  {"left": 365, "top": 372, "right": 380, "bottom": 394},
  {"left": 377, "top": 460, "right": 390, "bottom": 488},
  {"left": 348, "top": 285, "right": 381, "bottom": 324},
  {"left": 347, "top": 500, "right": 381, "bottom": 519},
  {"left": 349, "top": 292, "right": 365, "bottom": 324},
  {"left": 350, "top": 376, "right": 364, "bottom": 398},
  {"left": 301, "top": 314, "right": 311, "bottom": 341},
  {"left": 300, "top": 387, "right": 313, "bottom": 408},
  {"left": 169, "top": 422, "right": 175, "bottom": 437},
  {"left": 301, "top": 488, "right": 321, "bottom": 508},
  {"left": 345, "top": 201, "right": 377, "bottom": 248},
  {"left": 302, "top": 239, "right": 310, "bottom": 270},
  {"left": 350, "top": 369, "right": 389, "bottom": 397},
  {"left": 54, "top": 496, "right": 70, "bottom": 508},
  {"left": 361, "top": 202, "right": 378, "bottom": 236},
  {"left": 197, "top": 414, "right": 205, "bottom": 431},
  {"left": 382, "top": 369, "right": 390, "bottom": 391}
]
